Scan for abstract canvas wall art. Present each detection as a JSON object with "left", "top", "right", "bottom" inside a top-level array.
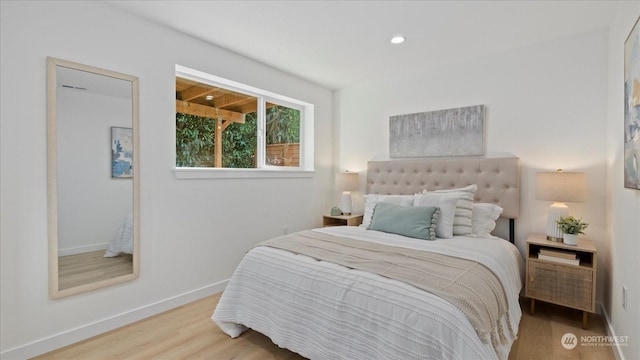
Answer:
[
  {"left": 111, "top": 127, "right": 133, "bottom": 178},
  {"left": 625, "top": 16, "right": 640, "bottom": 190},
  {"left": 389, "top": 105, "right": 485, "bottom": 158}
]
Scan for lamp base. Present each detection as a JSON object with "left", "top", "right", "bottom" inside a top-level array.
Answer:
[
  {"left": 340, "top": 192, "right": 352, "bottom": 215},
  {"left": 546, "top": 202, "right": 569, "bottom": 242}
]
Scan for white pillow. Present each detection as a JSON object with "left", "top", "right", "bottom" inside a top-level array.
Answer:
[
  {"left": 471, "top": 203, "right": 503, "bottom": 237},
  {"left": 431, "top": 184, "right": 477, "bottom": 236},
  {"left": 361, "top": 194, "right": 415, "bottom": 228},
  {"left": 413, "top": 193, "right": 461, "bottom": 239}
]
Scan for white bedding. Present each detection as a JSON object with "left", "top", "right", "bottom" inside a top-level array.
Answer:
[
  {"left": 212, "top": 226, "right": 524, "bottom": 360},
  {"left": 104, "top": 213, "right": 133, "bottom": 257}
]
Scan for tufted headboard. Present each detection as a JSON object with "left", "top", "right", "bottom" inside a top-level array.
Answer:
[{"left": 366, "top": 156, "right": 520, "bottom": 219}]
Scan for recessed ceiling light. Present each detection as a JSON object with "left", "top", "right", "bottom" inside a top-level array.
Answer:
[
  {"left": 390, "top": 35, "right": 406, "bottom": 44},
  {"left": 205, "top": 95, "right": 214, "bottom": 101}
]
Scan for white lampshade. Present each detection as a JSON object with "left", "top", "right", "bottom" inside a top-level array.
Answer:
[
  {"left": 335, "top": 171, "right": 359, "bottom": 215},
  {"left": 535, "top": 171, "right": 586, "bottom": 203},
  {"left": 536, "top": 170, "right": 586, "bottom": 241},
  {"left": 335, "top": 171, "right": 359, "bottom": 192}
]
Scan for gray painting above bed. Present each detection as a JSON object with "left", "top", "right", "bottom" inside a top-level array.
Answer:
[{"left": 389, "top": 105, "right": 485, "bottom": 158}]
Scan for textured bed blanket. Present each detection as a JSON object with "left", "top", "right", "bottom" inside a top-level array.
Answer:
[
  {"left": 257, "top": 230, "right": 514, "bottom": 351},
  {"left": 214, "top": 226, "right": 523, "bottom": 360}
]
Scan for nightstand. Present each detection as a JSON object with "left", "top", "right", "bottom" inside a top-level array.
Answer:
[
  {"left": 322, "top": 214, "right": 363, "bottom": 227},
  {"left": 525, "top": 233, "right": 597, "bottom": 329}
]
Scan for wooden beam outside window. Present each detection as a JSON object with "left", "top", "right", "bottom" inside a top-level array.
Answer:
[
  {"left": 178, "top": 85, "right": 215, "bottom": 102},
  {"left": 215, "top": 118, "right": 223, "bottom": 168},
  {"left": 176, "top": 100, "right": 245, "bottom": 124}
]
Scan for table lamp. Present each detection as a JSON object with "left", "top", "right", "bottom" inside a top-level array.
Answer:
[
  {"left": 535, "top": 169, "right": 586, "bottom": 241},
  {"left": 335, "top": 171, "right": 359, "bottom": 215}
]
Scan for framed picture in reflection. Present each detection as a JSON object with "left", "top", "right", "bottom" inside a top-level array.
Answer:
[{"left": 111, "top": 126, "right": 133, "bottom": 178}]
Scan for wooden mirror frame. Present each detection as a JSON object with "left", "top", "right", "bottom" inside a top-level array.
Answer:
[{"left": 47, "top": 57, "right": 140, "bottom": 299}]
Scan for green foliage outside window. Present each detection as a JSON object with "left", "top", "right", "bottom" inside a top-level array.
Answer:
[
  {"left": 221, "top": 113, "right": 258, "bottom": 168},
  {"left": 176, "top": 105, "right": 299, "bottom": 168},
  {"left": 176, "top": 113, "right": 217, "bottom": 167},
  {"left": 266, "top": 104, "right": 300, "bottom": 145}
]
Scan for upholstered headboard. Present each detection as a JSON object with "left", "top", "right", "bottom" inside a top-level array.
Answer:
[{"left": 366, "top": 156, "right": 520, "bottom": 219}]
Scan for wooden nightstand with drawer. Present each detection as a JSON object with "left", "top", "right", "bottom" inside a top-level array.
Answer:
[
  {"left": 322, "top": 214, "right": 363, "bottom": 227},
  {"left": 525, "top": 233, "right": 597, "bottom": 329}
]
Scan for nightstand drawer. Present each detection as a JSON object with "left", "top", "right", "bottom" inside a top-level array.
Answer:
[{"left": 527, "top": 260, "right": 593, "bottom": 311}]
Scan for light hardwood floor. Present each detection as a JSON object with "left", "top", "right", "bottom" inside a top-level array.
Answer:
[
  {"left": 58, "top": 251, "right": 133, "bottom": 290},
  {"left": 509, "top": 298, "right": 615, "bottom": 360},
  {"left": 33, "top": 294, "right": 615, "bottom": 360}
]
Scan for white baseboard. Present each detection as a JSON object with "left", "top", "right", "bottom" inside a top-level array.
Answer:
[
  {"left": 0, "top": 280, "right": 228, "bottom": 360},
  {"left": 596, "top": 301, "right": 603, "bottom": 315},
  {"left": 600, "top": 303, "right": 626, "bottom": 360},
  {"left": 58, "top": 242, "right": 109, "bottom": 257}
]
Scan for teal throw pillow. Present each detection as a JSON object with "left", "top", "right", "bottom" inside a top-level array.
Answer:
[{"left": 368, "top": 202, "right": 439, "bottom": 240}]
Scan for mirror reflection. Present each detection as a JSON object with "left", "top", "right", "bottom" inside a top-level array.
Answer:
[{"left": 47, "top": 58, "right": 139, "bottom": 298}]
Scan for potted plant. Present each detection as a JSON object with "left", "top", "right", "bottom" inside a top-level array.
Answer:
[{"left": 556, "top": 216, "right": 588, "bottom": 245}]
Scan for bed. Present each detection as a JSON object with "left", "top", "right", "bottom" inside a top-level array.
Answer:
[
  {"left": 104, "top": 213, "right": 133, "bottom": 257},
  {"left": 212, "top": 156, "right": 523, "bottom": 360}
]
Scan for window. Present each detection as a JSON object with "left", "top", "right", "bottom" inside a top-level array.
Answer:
[
  {"left": 265, "top": 101, "right": 300, "bottom": 167},
  {"left": 175, "top": 65, "right": 314, "bottom": 178}
]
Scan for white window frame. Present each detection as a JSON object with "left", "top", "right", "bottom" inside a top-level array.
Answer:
[{"left": 174, "top": 65, "right": 314, "bottom": 179}]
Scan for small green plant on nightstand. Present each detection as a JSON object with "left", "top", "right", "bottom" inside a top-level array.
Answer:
[{"left": 556, "top": 216, "right": 589, "bottom": 235}]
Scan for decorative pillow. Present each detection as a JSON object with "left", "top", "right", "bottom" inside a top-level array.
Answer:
[
  {"left": 413, "top": 193, "right": 461, "bottom": 239},
  {"left": 361, "top": 194, "right": 415, "bottom": 228},
  {"left": 369, "top": 202, "right": 439, "bottom": 240},
  {"left": 430, "top": 184, "right": 477, "bottom": 236},
  {"left": 471, "top": 203, "right": 503, "bottom": 237}
]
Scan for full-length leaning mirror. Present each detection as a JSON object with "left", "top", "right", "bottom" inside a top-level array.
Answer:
[{"left": 47, "top": 57, "right": 139, "bottom": 299}]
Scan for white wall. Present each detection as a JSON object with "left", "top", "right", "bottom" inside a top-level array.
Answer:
[
  {"left": 57, "top": 89, "right": 132, "bottom": 254},
  {"left": 0, "top": 1, "right": 333, "bottom": 357},
  {"left": 605, "top": 3, "right": 640, "bottom": 360},
  {"left": 335, "top": 30, "right": 609, "bottom": 301}
]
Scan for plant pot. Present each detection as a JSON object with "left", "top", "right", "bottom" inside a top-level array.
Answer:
[{"left": 563, "top": 233, "right": 578, "bottom": 246}]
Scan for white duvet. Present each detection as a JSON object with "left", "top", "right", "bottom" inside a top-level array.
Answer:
[
  {"left": 212, "top": 226, "right": 524, "bottom": 360},
  {"left": 104, "top": 213, "right": 133, "bottom": 257}
]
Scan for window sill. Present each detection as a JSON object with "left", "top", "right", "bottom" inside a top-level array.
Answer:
[{"left": 174, "top": 167, "right": 315, "bottom": 179}]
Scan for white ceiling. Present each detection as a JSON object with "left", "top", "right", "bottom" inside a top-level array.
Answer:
[{"left": 108, "top": 0, "right": 619, "bottom": 90}]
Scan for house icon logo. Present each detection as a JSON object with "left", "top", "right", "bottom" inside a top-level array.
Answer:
[{"left": 561, "top": 333, "right": 578, "bottom": 350}]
